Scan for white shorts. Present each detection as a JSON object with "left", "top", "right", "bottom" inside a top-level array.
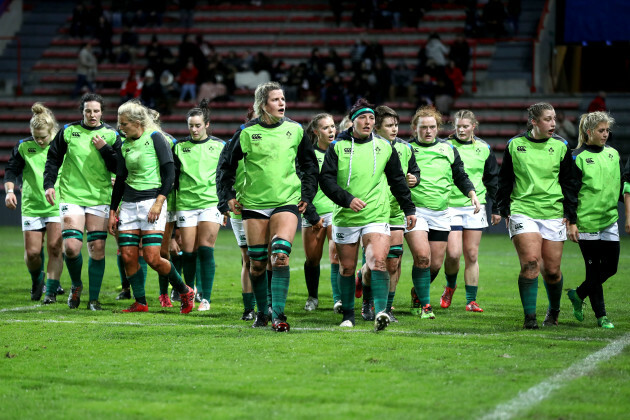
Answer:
[
  {"left": 578, "top": 222, "right": 619, "bottom": 242},
  {"left": 405, "top": 207, "right": 451, "bottom": 233},
  {"left": 333, "top": 223, "right": 390, "bottom": 244},
  {"left": 231, "top": 218, "right": 247, "bottom": 247},
  {"left": 60, "top": 203, "right": 109, "bottom": 218},
  {"left": 302, "top": 212, "right": 333, "bottom": 228},
  {"left": 449, "top": 205, "right": 488, "bottom": 229},
  {"left": 508, "top": 214, "right": 566, "bottom": 241},
  {"left": 176, "top": 207, "right": 223, "bottom": 227},
  {"left": 167, "top": 210, "right": 177, "bottom": 223},
  {"left": 22, "top": 215, "right": 60, "bottom": 231},
  {"left": 118, "top": 199, "right": 167, "bottom": 232}
]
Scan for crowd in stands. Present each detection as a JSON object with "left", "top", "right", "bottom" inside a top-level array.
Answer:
[{"left": 67, "top": 0, "right": 522, "bottom": 116}]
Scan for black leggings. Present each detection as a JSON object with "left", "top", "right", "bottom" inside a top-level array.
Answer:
[{"left": 577, "top": 239, "right": 619, "bottom": 318}]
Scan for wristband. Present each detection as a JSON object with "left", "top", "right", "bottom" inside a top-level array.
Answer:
[{"left": 6, "top": 189, "right": 13, "bottom": 193}]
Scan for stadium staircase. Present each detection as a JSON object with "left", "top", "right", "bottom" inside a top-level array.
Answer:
[{"left": 0, "top": 0, "right": 626, "bottom": 192}]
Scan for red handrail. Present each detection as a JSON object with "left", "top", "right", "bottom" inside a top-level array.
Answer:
[{"left": 0, "top": 36, "right": 21, "bottom": 96}]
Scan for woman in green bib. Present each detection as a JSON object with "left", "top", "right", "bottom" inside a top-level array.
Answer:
[
  {"left": 217, "top": 82, "right": 319, "bottom": 332},
  {"left": 301, "top": 113, "right": 340, "bottom": 313},
  {"left": 5, "top": 103, "right": 65, "bottom": 303},
  {"left": 108, "top": 100, "right": 195, "bottom": 314},
  {"left": 174, "top": 99, "right": 226, "bottom": 312},
  {"left": 319, "top": 99, "right": 417, "bottom": 330},
  {"left": 566, "top": 111, "right": 620, "bottom": 329},
  {"left": 441, "top": 109, "right": 500, "bottom": 313},
  {"left": 497, "top": 103, "right": 578, "bottom": 329},
  {"left": 44, "top": 93, "right": 121, "bottom": 311}
]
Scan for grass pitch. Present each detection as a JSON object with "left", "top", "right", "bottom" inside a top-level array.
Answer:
[{"left": 0, "top": 226, "right": 629, "bottom": 419}]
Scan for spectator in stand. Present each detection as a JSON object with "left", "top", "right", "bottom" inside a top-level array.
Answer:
[
  {"left": 178, "top": 34, "right": 204, "bottom": 72},
  {"left": 390, "top": 61, "right": 415, "bottom": 102},
  {"left": 158, "top": 70, "right": 179, "bottom": 115},
  {"left": 323, "top": 74, "right": 350, "bottom": 114},
  {"left": 588, "top": 91, "right": 607, "bottom": 112},
  {"left": 94, "top": 15, "right": 113, "bottom": 63},
  {"left": 180, "top": 0, "right": 196, "bottom": 28},
  {"left": 445, "top": 60, "right": 464, "bottom": 98},
  {"left": 179, "top": 59, "right": 199, "bottom": 103},
  {"left": 373, "top": 59, "right": 391, "bottom": 104},
  {"left": 118, "top": 25, "right": 139, "bottom": 64},
  {"left": 482, "top": 0, "right": 507, "bottom": 38},
  {"left": 325, "top": 48, "right": 343, "bottom": 73},
  {"left": 434, "top": 73, "right": 456, "bottom": 115},
  {"left": 72, "top": 42, "right": 97, "bottom": 98},
  {"left": 449, "top": 34, "right": 471, "bottom": 75},
  {"left": 140, "top": 69, "right": 160, "bottom": 109},
  {"left": 120, "top": 69, "right": 142, "bottom": 104},
  {"left": 145, "top": 35, "right": 175, "bottom": 77},
  {"left": 555, "top": 110, "right": 578, "bottom": 148},
  {"left": 425, "top": 33, "right": 449, "bottom": 68},
  {"left": 416, "top": 73, "right": 436, "bottom": 107},
  {"left": 70, "top": 3, "right": 88, "bottom": 38}
]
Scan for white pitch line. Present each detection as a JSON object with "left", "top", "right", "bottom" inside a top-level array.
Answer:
[{"left": 482, "top": 333, "right": 630, "bottom": 420}]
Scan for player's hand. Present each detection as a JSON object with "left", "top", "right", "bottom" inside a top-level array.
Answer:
[
  {"left": 5, "top": 191, "right": 17, "bottom": 210},
  {"left": 349, "top": 198, "right": 366, "bottom": 212},
  {"left": 491, "top": 214, "right": 501, "bottom": 226},
  {"left": 228, "top": 198, "right": 242, "bottom": 215},
  {"left": 469, "top": 192, "right": 481, "bottom": 213},
  {"left": 108, "top": 210, "right": 118, "bottom": 236},
  {"left": 312, "top": 218, "right": 324, "bottom": 230},
  {"left": 91, "top": 135, "right": 106, "bottom": 150},
  {"left": 406, "top": 173, "right": 417, "bottom": 187},
  {"left": 148, "top": 201, "right": 162, "bottom": 223},
  {"left": 297, "top": 200, "right": 308, "bottom": 213},
  {"left": 567, "top": 222, "right": 579, "bottom": 243},
  {"left": 45, "top": 188, "right": 56, "bottom": 206},
  {"left": 406, "top": 214, "right": 417, "bottom": 231}
]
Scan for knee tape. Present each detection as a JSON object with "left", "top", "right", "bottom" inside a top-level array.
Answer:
[
  {"left": 247, "top": 244, "right": 268, "bottom": 261},
  {"left": 87, "top": 231, "right": 107, "bottom": 243},
  {"left": 387, "top": 244, "right": 403, "bottom": 259},
  {"left": 142, "top": 233, "right": 164, "bottom": 247},
  {"left": 271, "top": 237, "right": 292, "bottom": 256},
  {"left": 119, "top": 233, "right": 140, "bottom": 248},
  {"left": 62, "top": 229, "right": 83, "bottom": 241}
]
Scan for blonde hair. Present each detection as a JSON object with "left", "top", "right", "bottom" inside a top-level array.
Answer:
[
  {"left": 338, "top": 115, "right": 352, "bottom": 132},
  {"left": 30, "top": 102, "right": 59, "bottom": 138},
  {"left": 305, "top": 113, "right": 334, "bottom": 145},
  {"left": 452, "top": 109, "right": 478, "bottom": 142},
  {"left": 117, "top": 100, "right": 168, "bottom": 142},
  {"left": 577, "top": 111, "right": 615, "bottom": 149},
  {"left": 253, "top": 81, "right": 283, "bottom": 123},
  {"left": 411, "top": 106, "right": 442, "bottom": 133}
]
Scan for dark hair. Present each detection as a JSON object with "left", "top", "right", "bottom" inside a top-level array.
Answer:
[
  {"left": 79, "top": 93, "right": 104, "bottom": 114},
  {"left": 348, "top": 98, "right": 375, "bottom": 119},
  {"left": 375, "top": 105, "right": 399, "bottom": 129},
  {"left": 186, "top": 98, "right": 211, "bottom": 125}
]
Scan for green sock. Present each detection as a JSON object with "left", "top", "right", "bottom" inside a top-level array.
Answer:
[
  {"left": 182, "top": 251, "right": 197, "bottom": 288},
  {"left": 65, "top": 253, "right": 83, "bottom": 288},
  {"left": 266, "top": 269, "right": 273, "bottom": 306},
  {"left": 518, "top": 276, "right": 538, "bottom": 315},
  {"left": 412, "top": 266, "right": 431, "bottom": 306},
  {"left": 167, "top": 261, "right": 188, "bottom": 294},
  {"left": 544, "top": 276, "right": 563, "bottom": 311},
  {"left": 138, "top": 256, "right": 148, "bottom": 284},
  {"left": 250, "top": 271, "right": 268, "bottom": 313},
  {"left": 304, "top": 262, "right": 320, "bottom": 299},
  {"left": 338, "top": 273, "right": 355, "bottom": 311},
  {"left": 88, "top": 257, "right": 105, "bottom": 301},
  {"left": 371, "top": 270, "right": 389, "bottom": 314},
  {"left": 446, "top": 272, "right": 458, "bottom": 289},
  {"left": 40, "top": 248, "right": 46, "bottom": 271},
  {"left": 158, "top": 275, "right": 169, "bottom": 295},
  {"left": 171, "top": 252, "right": 183, "bottom": 275},
  {"left": 45, "top": 279, "right": 60, "bottom": 297},
  {"left": 271, "top": 266, "right": 290, "bottom": 319},
  {"left": 195, "top": 256, "right": 202, "bottom": 293},
  {"left": 330, "top": 263, "right": 341, "bottom": 302},
  {"left": 242, "top": 292, "right": 255, "bottom": 311},
  {"left": 117, "top": 253, "right": 130, "bottom": 289},
  {"left": 387, "top": 291, "right": 396, "bottom": 312},
  {"left": 465, "top": 285, "right": 478, "bottom": 304},
  {"left": 198, "top": 246, "right": 215, "bottom": 302},
  {"left": 127, "top": 269, "right": 146, "bottom": 304},
  {"left": 362, "top": 283, "right": 372, "bottom": 305},
  {"left": 28, "top": 267, "right": 42, "bottom": 285}
]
